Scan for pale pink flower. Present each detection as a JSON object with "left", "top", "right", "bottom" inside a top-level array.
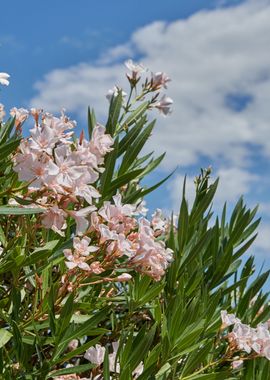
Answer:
[
  {"left": 221, "top": 310, "right": 240, "bottom": 328},
  {"left": 42, "top": 112, "right": 75, "bottom": 140},
  {"left": 29, "top": 124, "right": 58, "bottom": 154},
  {"left": 109, "top": 341, "right": 120, "bottom": 373},
  {"left": 151, "top": 72, "right": 171, "bottom": 89},
  {"left": 231, "top": 322, "right": 253, "bottom": 354},
  {"left": 99, "top": 194, "right": 137, "bottom": 234},
  {"left": 69, "top": 206, "right": 96, "bottom": 235},
  {"left": 73, "top": 236, "right": 98, "bottom": 256},
  {"left": 106, "top": 86, "right": 127, "bottom": 102},
  {"left": 54, "top": 374, "right": 80, "bottom": 380},
  {"left": 0, "top": 72, "right": 10, "bottom": 86},
  {"left": 41, "top": 206, "right": 67, "bottom": 236},
  {"left": 117, "top": 273, "right": 132, "bottom": 282},
  {"left": 125, "top": 59, "right": 145, "bottom": 81},
  {"left": 68, "top": 339, "right": 79, "bottom": 351},
  {"left": 10, "top": 107, "right": 29, "bottom": 124},
  {"left": 129, "top": 218, "right": 173, "bottom": 280},
  {"left": 64, "top": 236, "right": 98, "bottom": 271},
  {"left": 64, "top": 250, "right": 90, "bottom": 271},
  {"left": 73, "top": 183, "right": 100, "bottom": 205},
  {"left": 90, "top": 124, "right": 114, "bottom": 162},
  {"left": 0, "top": 103, "right": 5, "bottom": 122},
  {"left": 54, "top": 145, "right": 85, "bottom": 187},
  {"left": 84, "top": 344, "right": 105, "bottom": 365},
  {"left": 60, "top": 108, "right": 77, "bottom": 130},
  {"left": 151, "top": 209, "right": 166, "bottom": 233},
  {"left": 135, "top": 200, "right": 148, "bottom": 216},
  {"left": 99, "top": 224, "right": 119, "bottom": 244},
  {"left": 133, "top": 361, "right": 144, "bottom": 378},
  {"left": 89, "top": 261, "right": 104, "bottom": 274},
  {"left": 75, "top": 139, "right": 99, "bottom": 170},
  {"left": 155, "top": 95, "right": 173, "bottom": 115},
  {"left": 232, "top": 359, "right": 243, "bottom": 370},
  {"left": 263, "top": 344, "right": 270, "bottom": 360}
]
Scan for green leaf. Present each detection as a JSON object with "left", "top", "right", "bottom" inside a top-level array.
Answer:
[
  {"left": 123, "top": 101, "right": 149, "bottom": 127},
  {"left": 47, "top": 363, "right": 94, "bottom": 378},
  {"left": 87, "top": 107, "right": 96, "bottom": 139},
  {"left": 0, "top": 329, "right": 12, "bottom": 348},
  {"left": 119, "top": 120, "right": 155, "bottom": 175},
  {"left": 125, "top": 323, "right": 156, "bottom": 372},
  {"left": 105, "top": 169, "right": 144, "bottom": 196},
  {"left": 106, "top": 90, "right": 123, "bottom": 136},
  {"left": 53, "top": 307, "right": 110, "bottom": 360},
  {"left": 0, "top": 138, "right": 20, "bottom": 161},
  {"left": 118, "top": 116, "right": 147, "bottom": 157},
  {"left": 0, "top": 206, "right": 44, "bottom": 215},
  {"left": 103, "top": 347, "right": 111, "bottom": 380},
  {"left": 99, "top": 138, "right": 119, "bottom": 195},
  {"left": 0, "top": 117, "right": 16, "bottom": 144}
]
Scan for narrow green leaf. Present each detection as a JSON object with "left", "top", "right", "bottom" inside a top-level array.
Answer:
[
  {"left": 0, "top": 206, "right": 44, "bottom": 215},
  {"left": 0, "top": 329, "right": 12, "bottom": 348}
]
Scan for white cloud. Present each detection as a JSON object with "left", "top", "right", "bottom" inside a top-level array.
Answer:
[
  {"left": 30, "top": 0, "right": 270, "bottom": 173},
  {"left": 167, "top": 167, "right": 258, "bottom": 212},
  {"left": 254, "top": 223, "right": 270, "bottom": 256}
]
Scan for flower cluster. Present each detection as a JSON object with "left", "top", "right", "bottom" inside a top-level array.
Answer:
[
  {"left": 13, "top": 109, "right": 113, "bottom": 236},
  {"left": 9, "top": 60, "right": 174, "bottom": 284},
  {"left": 62, "top": 195, "right": 173, "bottom": 281},
  {"left": 106, "top": 59, "right": 173, "bottom": 116},
  {"left": 221, "top": 310, "right": 270, "bottom": 361}
]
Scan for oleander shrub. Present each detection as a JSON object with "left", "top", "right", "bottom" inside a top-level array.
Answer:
[{"left": 0, "top": 63, "right": 270, "bottom": 380}]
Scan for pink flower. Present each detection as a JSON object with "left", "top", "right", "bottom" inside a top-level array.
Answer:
[
  {"left": 68, "top": 206, "right": 96, "bottom": 235},
  {"left": 10, "top": 107, "right": 29, "bottom": 125},
  {"left": 125, "top": 59, "right": 145, "bottom": 81},
  {"left": 90, "top": 124, "right": 114, "bottom": 163},
  {"left": 106, "top": 86, "right": 127, "bottom": 102},
  {"left": 232, "top": 359, "right": 243, "bottom": 370},
  {"left": 64, "top": 236, "right": 98, "bottom": 271},
  {"left": 73, "top": 183, "right": 100, "bottom": 205},
  {"left": 117, "top": 273, "right": 132, "bottom": 282},
  {"left": 151, "top": 72, "right": 171, "bottom": 89},
  {"left": 89, "top": 261, "right": 104, "bottom": 274},
  {"left": 54, "top": 145, "right": 86, "bottom": 188},
  {"left": 42, "top": 206, "right": 67, "bottom": 236},
  {"left": 29, "top": 124, "right": 57, "bottom": 155},
  {"left": 84, "top": 344, "right": 105, "bottom": 365},
  {"left": 129, "top": 218, "right": 173, "bottom": 280},
  {"left": 68, "top": 339, "right": 79, "bottom": 351},
  {"left": 0, "top": 72, "right": 10, "bottom": 86},
  {"left": 151, "top": 209, "right": 166, "bottom": 233},
  {"left": 155, "top": 95, "right": 173, "bottom": 115},
  {"left": 0, "top": 103, "right": 5, "bottom": 122},
  {"left": 221, "top": 310, "right": 240, "bottom": 328}
]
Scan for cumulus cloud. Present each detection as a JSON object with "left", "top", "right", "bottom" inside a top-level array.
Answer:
[
  {"left": 168, "top": 167, "right": 258, "bottom": 212},
  {"left": 30, "top": 0, "right": 270, "bottom": 256},
  {"left": 31, "top": 0, "right": 270, "bottom": 171}
]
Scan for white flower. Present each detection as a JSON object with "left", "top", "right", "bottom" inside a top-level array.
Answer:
[
  {"left": 221, "top": 310, "right": 240, "bottom": 328},
  {"left": 155, "top": 95, "right": 173, "bottom": 116},
  {"left": 117, "top": 273, "right": 132, "bottom": 282},
  {"left": 84, "top": 344, "right": 105, "bottom": 365},
  {"left": 106, "top": 86, "right": 127, "bottom": 102},
  {"left": 232, "top": 359, "right": 243, "bottom": 370},
  {"left": 0, "top": 72, "right": 10, "bottom": 86},
  {"left": 151, "top": 72, "right": 171, "bottom": 89},
  {"left": 0, "top": 103, "right": 5, "bottom": 122},
  {"left": 125, "top": 59, "right": 145, "bottom": 81}
]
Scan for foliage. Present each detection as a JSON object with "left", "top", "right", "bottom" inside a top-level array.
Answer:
[{"left": 0, "top": 61, "right": 269, "bottom": 380}]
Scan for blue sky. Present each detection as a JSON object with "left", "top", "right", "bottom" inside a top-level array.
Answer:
[{"left": 1, "top": 0, "right": 270, "bottom": 281}]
